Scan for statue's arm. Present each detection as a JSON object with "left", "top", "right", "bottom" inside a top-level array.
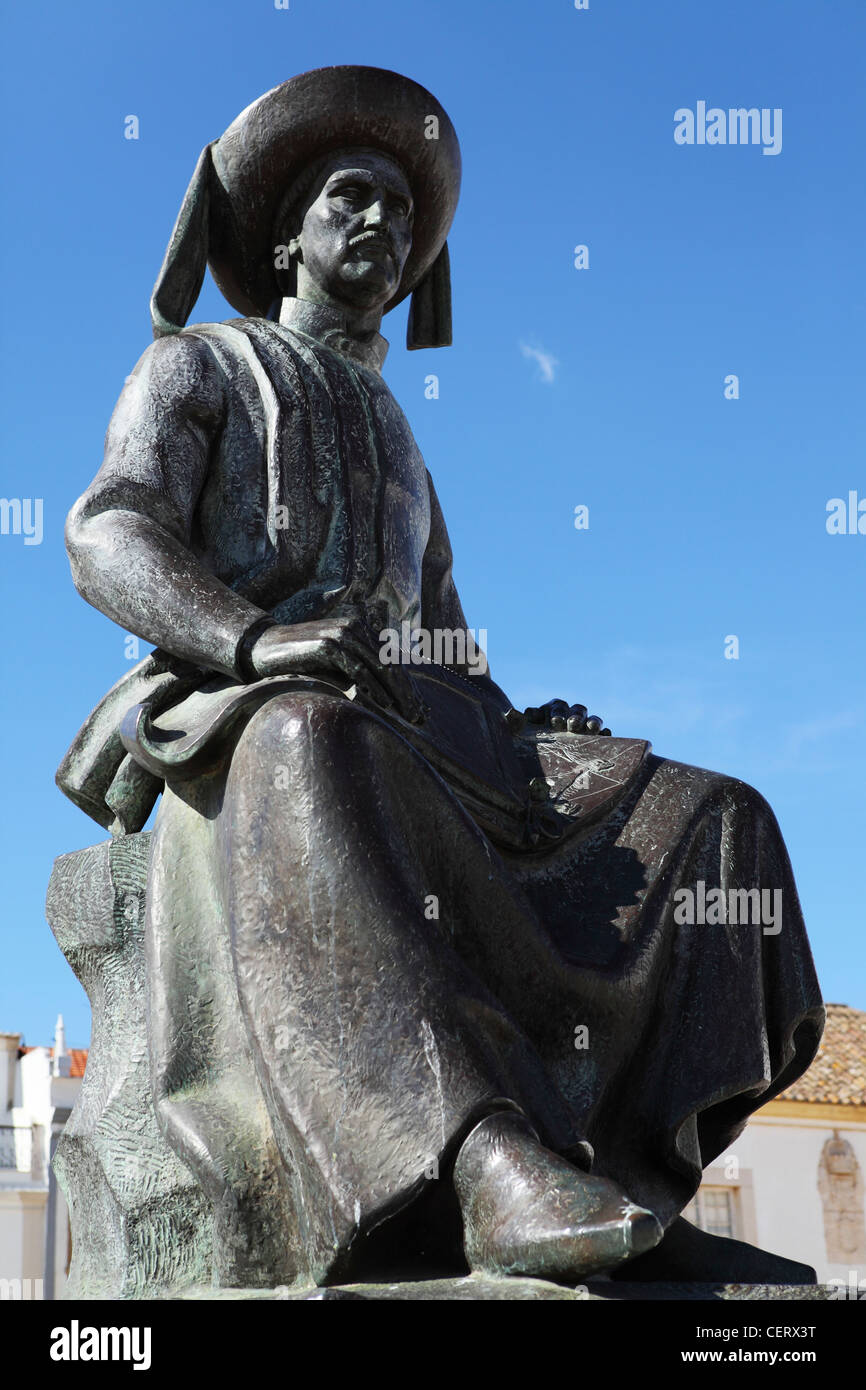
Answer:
[
  {"left": 65, "top": 333, "right": 273, "bottom": 680},
  {"left": 420, "top": 470, "right": 511, "bottom": 712}
]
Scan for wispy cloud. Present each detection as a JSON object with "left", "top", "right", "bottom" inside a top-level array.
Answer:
[{"left": 520, "top": 341, "right": 559, "bottom": 384}]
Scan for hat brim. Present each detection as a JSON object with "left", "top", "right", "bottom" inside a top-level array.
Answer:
[{"left": 207, "top": 66, "right": 461, "bottom": 319}]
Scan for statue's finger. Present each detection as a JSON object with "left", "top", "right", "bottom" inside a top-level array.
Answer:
[
  {"left": 545, "top": 699, "right": 571, "bottom": 719},
  {"left": 351, "top": 638, "right": 423, "bottom": 721},
  {"left": 322, "top": 637, "right": 398, "bottom": 710}
]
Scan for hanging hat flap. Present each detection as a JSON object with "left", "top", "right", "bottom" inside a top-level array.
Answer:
[
  {"left": 406, "top": 242, "right": 452, "bottom": 350},
  {"left": 150, "top": 144, "right": 214, "bottom": 338}
]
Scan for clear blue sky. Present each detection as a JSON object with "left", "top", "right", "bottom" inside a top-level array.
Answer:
[{"left": 1, "top": 0, "right": 863, "bottom": 1049}]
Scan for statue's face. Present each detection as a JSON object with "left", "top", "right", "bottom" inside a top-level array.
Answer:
[{"left": 291, "top": 150, "right": 415, "bottom": 312}]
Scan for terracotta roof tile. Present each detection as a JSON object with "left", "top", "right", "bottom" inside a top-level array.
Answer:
[
  {"left": 778, "top": 1004, "right": 866, "bottom": 1106},
  {"left": 19, "top": 1045, "right": 88, "bottom": 1078},
  {"left": 67, "top": 1049, "right": 87, "bottom": 1078}
]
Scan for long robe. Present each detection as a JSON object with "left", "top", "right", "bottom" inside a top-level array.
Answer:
[{"left": 58, "top": 298, "right": 824, "bottom": 1287}]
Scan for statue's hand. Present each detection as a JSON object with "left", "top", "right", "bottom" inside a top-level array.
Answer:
[
  {"left": 522, "top": 699, "right": 611, "bottom": 737},
  {"left": 246, "top": 618, "right": 424, "bottom": 723}
]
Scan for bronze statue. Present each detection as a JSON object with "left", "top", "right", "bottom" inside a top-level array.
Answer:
[{"left": 55, "top": 66, "right": 824, "bottom": 1292}]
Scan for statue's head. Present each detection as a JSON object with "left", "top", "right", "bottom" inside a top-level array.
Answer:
[
  {"left": 150, "top": 67, "right": 461, "bottom": 347},
  {"left": 277, "top": 147, "right": 415, "bottom": 314}
]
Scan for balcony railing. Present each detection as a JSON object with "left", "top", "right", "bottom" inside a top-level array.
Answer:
[{"left": 0, "top": 1125, "right": 33, "bottom": 1172}]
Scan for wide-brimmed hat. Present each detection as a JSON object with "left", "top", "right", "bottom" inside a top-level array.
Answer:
[{"left": 151, "top": 66, "right": 462, "bottom": 349}]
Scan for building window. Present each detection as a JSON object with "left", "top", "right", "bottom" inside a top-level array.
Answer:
[
  {"left": 685, "top": 1186, "right": 737, "bottom": 1239},
  {"left": 0, "top": 1125, "right": 33, "bottom": 1172}
]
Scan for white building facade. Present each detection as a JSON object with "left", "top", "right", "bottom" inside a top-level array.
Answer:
[
  {"left": 686, "top": 1004, "right": 866, "bottom": 1293},
  {"left": 0, "top": 1019, "right": 83, "bottom": 1301}
]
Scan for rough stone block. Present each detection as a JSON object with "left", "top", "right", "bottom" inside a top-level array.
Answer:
[{"left": 45, "top": 834, "right": 212, "bottom": 1298}]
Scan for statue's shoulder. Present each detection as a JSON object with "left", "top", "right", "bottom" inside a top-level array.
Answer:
[
  {"left": 178, "top": 315, "right": 301, "bottom": 368},
  {"left": 130, "top": 318, "right": 279, "bottom": 404},
  {"left": 126, "top": 323, "right": 228, "bottom": 382},
  {"left": 180, "top": 315, "right": 261, "bottom": 338},
  {"left": 170, "top": 318, "right": 308, "bottom": 416},
  {"left": 175, "top": 317, "right": 258, "bottom": 354},
  {"left": 118, "top": 328, "right": 230, "bottom": 422},
  {"left": 104, "top": 332, "right": 229, "bottom": 433}
]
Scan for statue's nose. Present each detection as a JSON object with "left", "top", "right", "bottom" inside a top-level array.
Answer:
[{"left": 363, "top": 198, "right": 388, "bottom": 226}]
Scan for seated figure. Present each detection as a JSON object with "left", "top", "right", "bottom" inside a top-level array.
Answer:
[{"left": 56, "top": 66, "right": 824, "bottom": 1290}]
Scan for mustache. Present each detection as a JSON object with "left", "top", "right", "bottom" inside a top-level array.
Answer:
[{"left": 348, "top": 229, "right": 396, "bottom": 256}]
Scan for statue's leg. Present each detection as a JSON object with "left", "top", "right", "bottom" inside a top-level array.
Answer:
[
  {"left": 146, "top": 779, "right": 304, "bottom": 1288},
  {"left": 217, "top": 690, "right": 660, "bottom": 1281},
  {"left": 507, "top": 754, "right": 825, "bottom": 1236},
  {"left": 145, "top": 699, "right": 820, "bottom": 1286}
]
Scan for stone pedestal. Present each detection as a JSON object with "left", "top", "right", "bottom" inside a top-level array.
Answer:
[
  {"left": 46, "top": 835, "right": 212, "bottom": 1298},
  {"left": 164, "top": 1277, "right": 836, "bottom": 1301}
]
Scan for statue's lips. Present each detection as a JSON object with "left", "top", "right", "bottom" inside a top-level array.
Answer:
[{"left": 347, "top": 235, "right": 396, "bottom": 263}]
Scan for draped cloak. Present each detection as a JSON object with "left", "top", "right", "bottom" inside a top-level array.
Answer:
[{"left": 57, "top": 300, "right": 825, "bottom": 1287}]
